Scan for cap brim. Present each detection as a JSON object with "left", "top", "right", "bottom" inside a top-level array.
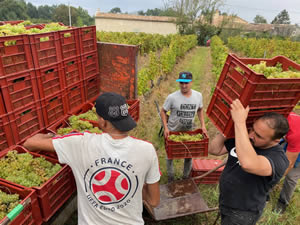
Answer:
[
  {"left": 110, "top": 115, "right": 137, "bottom": 132},
  {"left": 176, "top": 79, "right": 192, "bottom": 82}
]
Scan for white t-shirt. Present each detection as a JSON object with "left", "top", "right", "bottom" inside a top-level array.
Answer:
[
  {"left": 53, "top": 132, "right": 160, "bottom": 225},
  {"left": 163, "top": 90, "right": 203, "bottom": 131}
]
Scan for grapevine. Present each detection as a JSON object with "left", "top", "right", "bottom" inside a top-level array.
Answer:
[{"left": 0, "top": 150, "right": 62, "bottom": 187}]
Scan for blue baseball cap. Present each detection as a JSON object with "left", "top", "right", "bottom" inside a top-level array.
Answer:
[{"left": 176, "top": 71, "right": 192, "bottom": 82}]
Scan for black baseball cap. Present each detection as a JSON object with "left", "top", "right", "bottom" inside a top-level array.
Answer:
[
  {"left": 95, "top": 92, "right": 137, "bottom": 132},
  {"left": 176, "top": 71, "right": 192, "bottom": 83}
]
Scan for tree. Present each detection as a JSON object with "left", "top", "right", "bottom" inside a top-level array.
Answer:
[
  {"left": 76, "top": 6, "right": 94, "bottom": 26},
  {"left": 109, "top": 7, "right": 121, "bottom": 14},
  {"left": 253, "top": 15, "right": 267, "bottom": 24},
  {"left": 52, "top": 4, "right": 78, "bottom": 26},
  {"left": 0, "top": 0, "right": 29, "bottom": 20},
  {"left": 37, "top": 5, "right": 56, "bottom": 21},
  {"left": 271, "top": 9, "right": 290, "bottom": 24},
  {"left": 26, "top": 2, "right": 38, "bottom": 18}
]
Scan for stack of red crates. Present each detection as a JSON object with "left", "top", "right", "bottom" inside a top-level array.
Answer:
[
  {"left": 164, "top": 129, "right": 209, "bottom": 159},
  {"left": 0, "top": 34, "right": 44, "bottom": 145},
  {"left": 0, "top": 180, "right": 43, "bottom": 225},
  {"left": 207, "top": 54, "right": 300, "bottom": 138},
  {"left": 190, "top": 159, "right": 224, "bottom": 184}
]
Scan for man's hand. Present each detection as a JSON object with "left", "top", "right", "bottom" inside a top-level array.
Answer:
[
  {"left": 230, "top": 99, "right": 249, "bottom": 124},
  {"left": 202, "top": 126, "right": 209, "bottom": 137},
  {"left": 164, "top": 127, "right": 170, "bottom": 138}
]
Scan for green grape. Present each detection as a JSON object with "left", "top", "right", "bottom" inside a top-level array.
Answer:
[
  {"left": 0, "top": 190, "right": 21, "bottom": 220},
  {"left": 247, "top": 61, "right": 300, "bottom": 78},
  {"left": 169, "top": 133, "right": 204, "bottom": 142},
  {"left": 57, "top": 127, "right": 73, "bottom": 135},
  {"left": 0, "top": 150, "right": 62, "bottom": 187}
]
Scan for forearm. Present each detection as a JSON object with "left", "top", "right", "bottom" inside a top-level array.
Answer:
[
  {"left": 23, "top": 133, "right": 55, "bottom": 152},
  {"left": 234, "top": 123, "right": 258, "bottom": 168},
  {"left": 208, "top": 133, "right": 227, "bottom": 155},
  {"left": 160, "top": 110, "right": 168, "bottom": 129},
  {"left": 197, "top": 109, "right": 206, "bottom": 128},
  {"left": 142, "top": 183, "right": 160, "bottom": 207}
]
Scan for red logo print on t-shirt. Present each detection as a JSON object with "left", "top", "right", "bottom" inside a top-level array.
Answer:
[{"left": 90, "top": 168, "right": 131, "bottom": 204}]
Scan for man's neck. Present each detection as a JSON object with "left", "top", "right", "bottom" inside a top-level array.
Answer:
[
  {"left": 181, "top": 90, "right": 192, "bottom": 97},
  {"left": 106, "top": 132, "right": 128, "bottom": 139}
]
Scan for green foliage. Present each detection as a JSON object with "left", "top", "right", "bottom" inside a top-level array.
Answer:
[
  {"left": 253, "top": 15, "right": 268, "bottom": 24},
  {"left": 97, "top": 31, "right": 173, "bottom": 55},
  {"left": 210, "top": 35, "right": 228, "bottom": 79},
  {"left": 271, "top": 9, "right": 290, "bottom": 24},
  {"left": 0, "top": 150, "right": 62, "bottom": 187},
  {"left": 109, "top": 7, "right": 121, "bottom": 14},
  {"left": 194, "top": 22, "right": 221, "bottom": 45},
  {"left": 227, "top": 36, "right": 300, "bottom": 64},
  {"left": 137, "top": 34, "right": 197, "bottom": 95}
]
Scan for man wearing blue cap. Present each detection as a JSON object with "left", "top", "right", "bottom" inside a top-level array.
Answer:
[{"left": 160, "top": 71, "right": 207, "bottom": 182}]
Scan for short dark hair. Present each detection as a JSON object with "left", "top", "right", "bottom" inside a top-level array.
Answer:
[{"left": 258, "top": 112, "right": 289, "bottom": 140}]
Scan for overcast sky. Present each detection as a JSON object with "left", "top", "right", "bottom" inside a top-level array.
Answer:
[{"left": 28, "top": 0, "right": 300, "bottom": 25}]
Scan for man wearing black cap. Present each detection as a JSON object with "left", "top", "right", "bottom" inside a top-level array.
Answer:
[
  {"left": 160, "top": 71, "right": 208, "bottom": 182},
  {"left": 24, "top": 92, "right": 161, "bottom": 225}
]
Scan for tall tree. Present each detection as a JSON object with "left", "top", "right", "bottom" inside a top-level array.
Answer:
[
  {"left": 109, "top": 7, "right": 121, "bottom": 14},
  {"left": 76, "top": 6, "right": 94, "bottom": 25},
  {"left": 271, "top": 9, "right": 290, "bottom": 24},
  {"left": 52, "top": 4, "right": 78, "bottom": 26},
  {"left": 37, "top": 5, "right": 56, "bottom": 21},
  {"left": 253, "top": 15, "right": 267, "bottom": 24},
  {"left": 26, "top": 2, "right": 38, "bottom": 19}
]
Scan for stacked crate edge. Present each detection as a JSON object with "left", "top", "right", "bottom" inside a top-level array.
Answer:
[{"left": 191, "top": 159, "right": 224, "bottom": 184}]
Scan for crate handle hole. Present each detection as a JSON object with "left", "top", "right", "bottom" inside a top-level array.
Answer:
[
  {"left": 40, "top": 36, "right": 49, "bottom": 42},
  {"left": 4, "top": 40, "right": 17, "bottom": 46},
  {"left": 64, "top": 33, "right": 71, "bottom": 38},
  {"left": 45, "top": 68, "right": 55, "bottom": 74},
  {"left": 67, "top": 61, "right": 75, "bottom": 66},
  {"left": 89, "top": 79, "right": 95, "bottom": 83},
  {"left": 86, "top": 55, "right": 93, "bottom": 60},
  {"left": 84, "top": 29, "right": 91, "bottom": 34},
  {"left": 13, "top": 77, "right": 25, "bottom": 83},
  {"left": 221, "top": 98, "right": 230, "bottom": 108},
  {"left": 71, "top": 86, "right": 78, "bottom": 91},
  {"left": 49, "top": 96, "right": 58, "bottom": 102},
  {"left": 20, "top": 109, "right": 31, "bottom": 116}
]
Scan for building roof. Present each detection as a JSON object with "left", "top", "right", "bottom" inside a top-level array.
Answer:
[{"left": 95, "top": 12, "right": 176, "bottom": 23}]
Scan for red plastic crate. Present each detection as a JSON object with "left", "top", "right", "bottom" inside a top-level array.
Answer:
[
  {"left": 207, "top": 54, "right": 300, "bottom": 138},
  {"left": 40, "top": 91, "right": 68, "bottom": 127},
  {"left": 81, "top": 51, "right": 99, "bottom": 79},
  {"left": 8, "top": 102, "right": 44, "bottom": 144},
  {"left": 0, "top": 70, "right": 40, "bottom": 112},
  {"left": 127, "top": 99, "right": 140, "bottom": 122},
  {"left": 47, "top": 115, "right": 75, "bottom": 134},
  {"left": 2, "top": 20, "right": 24, "bottom": 25},
  {"left": 164, "top": 129, "right": 209, "bottom": 159},
  {"left": 0, "top": 180, "right": 43, "bottom": 225},
  {"left": 78, "top": 26, "right": 97, "bottom": 54},
  {"left": 0, "top": 114, "right": 14, "bottom": 150},
  {"left": 59, "top": 28, "right": 80, "bottom": 60},
  {"left": 62, "top": 56, "right": 82, "bottom": 88},
  {"left": 25, "top": 24, "right": 44, "bottom": 30},
  {"left": 35, "top": 63, "right": 64, "bottom": 99},
  {"left": 65, "top": 81, "right": 85, "bottom": 114},
  {"left": 83, "top": 75, "right": 100, "bottom": 103},
  {"left": 0, "top": 146, "right": 76, "bottom": 222},
  {"left": 0, "top": 34, "right": 34, "bottom": 76},
  {"left": 29, "top": 32, "right": 62, "bottom": 69},
  {"left": 190, "top": 159, "right": 224, "bottom": 184}
]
